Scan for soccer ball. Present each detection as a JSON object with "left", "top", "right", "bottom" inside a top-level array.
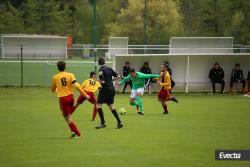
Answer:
[{"left": 119, "top": 108, "right": 127, "bottom": 115}]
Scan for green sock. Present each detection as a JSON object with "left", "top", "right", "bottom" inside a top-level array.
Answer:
[{"left": 136, "top": 96, "right": 143, "bottom": 112}]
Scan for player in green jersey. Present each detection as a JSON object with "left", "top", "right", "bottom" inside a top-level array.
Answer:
[{"left": 118, "top": 68, "right": 160, "bottom": 115}]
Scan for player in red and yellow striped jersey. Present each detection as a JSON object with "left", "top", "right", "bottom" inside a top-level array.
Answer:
[
  {"left": 156, "top": 63, "right": 178, "bottom": 114},
  {"left": 51, "top": 61, "right": 90, "bottom": 139},
  {"left": 72, "top": 71, "right": 102, "bottom": 121}
]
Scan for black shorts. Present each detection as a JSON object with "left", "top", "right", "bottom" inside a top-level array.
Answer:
[{"left": 97, "top": 86, "right": 115, "bottom": 105}]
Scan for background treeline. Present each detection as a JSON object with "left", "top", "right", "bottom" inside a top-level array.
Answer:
[{"left": 0, "top": 0, "right": 249, "bottom": 44}]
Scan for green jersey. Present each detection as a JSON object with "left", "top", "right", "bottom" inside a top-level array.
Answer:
[{"left": 119, "top": 72, "right": 160, "bottom": 89}]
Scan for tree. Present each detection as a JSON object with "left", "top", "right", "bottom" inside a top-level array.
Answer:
[
  {"left": 105, "top": 0, "right": 184, "bottom": 44},
  {"left": 21, "top": 0, "right": 72, "bottom": 35},
  {"left": 0, "top": 2, "right": 24, "bottom": 33},
  {"left": 180, "top": 0, "right": 250, "bottom": 44},
  {"left": 96, "top": 0, "right": 127, "bottom": 44}
]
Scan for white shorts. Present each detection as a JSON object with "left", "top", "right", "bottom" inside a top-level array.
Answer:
[{"left": 130, "top": 88, "right": 144, "bottom": 99}]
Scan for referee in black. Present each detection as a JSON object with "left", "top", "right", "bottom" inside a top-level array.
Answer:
[{"left": 95, "top": 57, "right": 123, "bottom": 129}]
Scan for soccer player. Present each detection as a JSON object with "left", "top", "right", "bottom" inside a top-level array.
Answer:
[
  {"left": 208, "top": 63, "right": 225, "bottom": 94},
  {"left": 51, "top": 61, "right": 90, "bottom": 139},
  {"left": 164, "top": 61, "right": 175, "bottom": 90},
  {"left": 121, "top": 61, "right": 132, "bottom": 93},
  {"left": 229, "top": 63, "right": 246, "bottom": 94},
  {"left": 119, "top": 68, "right": 160, "bottom": 115},
  {"left": 72, "top": 71, "right": 101, "bottom": 121},
  {"left": 95, "top": 57, "right": 123, "bottom": 129},
  {"left": 157, "top": 64, "right": 178, "bottom": 114}
]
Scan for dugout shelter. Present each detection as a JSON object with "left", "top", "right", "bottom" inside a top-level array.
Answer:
[{"left": 113, "top": 37, "right": 250, "bottom": 93}]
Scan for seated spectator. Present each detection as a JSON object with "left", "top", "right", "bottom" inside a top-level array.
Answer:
[
  {"left": 209, "top": 63, "right": 225, "bottom": 94},
  {"left": 121, "top": 61, "right": 132, "bottom": 93},
  {"left": 230, "top": 63, "right": 246, "bottom": 94},
  {"left": 140, "top": 62, "right": 152, "bottom": 94}
]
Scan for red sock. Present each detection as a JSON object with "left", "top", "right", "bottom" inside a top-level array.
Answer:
[
  {"left": 68, "top": 122, "right": 81, "bottom": 136},
  {"left": 92, "top": 105, "right": 97, "bottom": 121}
]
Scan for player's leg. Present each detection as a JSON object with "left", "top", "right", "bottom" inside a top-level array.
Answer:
[
  {"left": 95, "top": 103, "right": 106, "bottom": 129},
  {"left": 129, "top": 89, "right": 139, "bottom": 109},
  {"left": 158, "top": 89, "right": 169, "bottom": 114},
  {"left": 136, "top": 94, "right": 144, "bottom": 115},
  {"left": 87, "top": 93, "right": 98, "bottom": 121},
  {"left": 108, "top": 104, "right": 123, "bottom": 129},
  {"left": 135, "top": 88, "right": 145, "bottom": 115},
  {"left": 171, "top": 79, "right": 175, "bottom": 89},
  {"left": 72, "top": 94, "right": 86, "bottom": 114},
  {"left": 95, "top": 93, "right": 106, "bottom": 129},
  {"left": 60, "top": 95, "right": 81, "bottom": 138},
  {"left": 64, "top": 115, "right": 82, "bottom": 138},
  {"left": 168, "top": 93, "right": 178, "bottom": 103},
  {"left": 161, "top": 100, "right": 168, "bottom": 114}
]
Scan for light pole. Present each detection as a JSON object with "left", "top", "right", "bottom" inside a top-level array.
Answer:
[
  {"left": 93, "top": 0, "right": 97, "bottom": 72},
  {"left": 144, "top": 0, "right": 148, "bottom": 53}
]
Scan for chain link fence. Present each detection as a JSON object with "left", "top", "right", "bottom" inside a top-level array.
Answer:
[
  {"left": 0, "top": 43, "right": 249, "bottom": 87},
  {"left": 0, "top": 60, "right": 112, "bottom": 86}
]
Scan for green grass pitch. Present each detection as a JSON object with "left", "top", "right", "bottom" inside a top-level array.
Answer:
[{"left": 0, "top": 87, "right": 250, "bottom": 167}]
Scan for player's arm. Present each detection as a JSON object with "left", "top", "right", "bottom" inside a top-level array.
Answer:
[
  {"left": 113, "top": 75, "right": 120, "bottom": 81},
  {"left": 81, "top": 80, "right": 87, "bottom": 90},
  {"left": 118, "top": 75, "right": 130, "bottom": 85},
  {"left": 139, "top": 73, "right": 160, "bottom": 79},
  {"left": 51, "top": 78, "right": 57, "bottom": 92},
  {"left": 70, "top": 74, "right": 89, "bottom": 99},
  {"left": 112, "top": 69, "right": 120, "bottom": 81},
  {"left": 73, "top": 81, "right": 89, "bottom": 98},
  {"left": 96, "top": 81, "right": 102, "bottom": 90},
  {"left": 159, "top": 81, "right": 171, "bottom": 87}
]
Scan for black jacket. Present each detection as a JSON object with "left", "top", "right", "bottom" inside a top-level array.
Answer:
[
  {"left": 231, "top": 68, "right": 244, "bottom": 80},
  {"left": 122, "top": 66, "right": 130, "bottom": 77},
  {"left": 209, "top": 68, "right": 224, "bottom": 81},
  {"left": 140, "top": 67, "right": 151, "bottom": 74}
]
